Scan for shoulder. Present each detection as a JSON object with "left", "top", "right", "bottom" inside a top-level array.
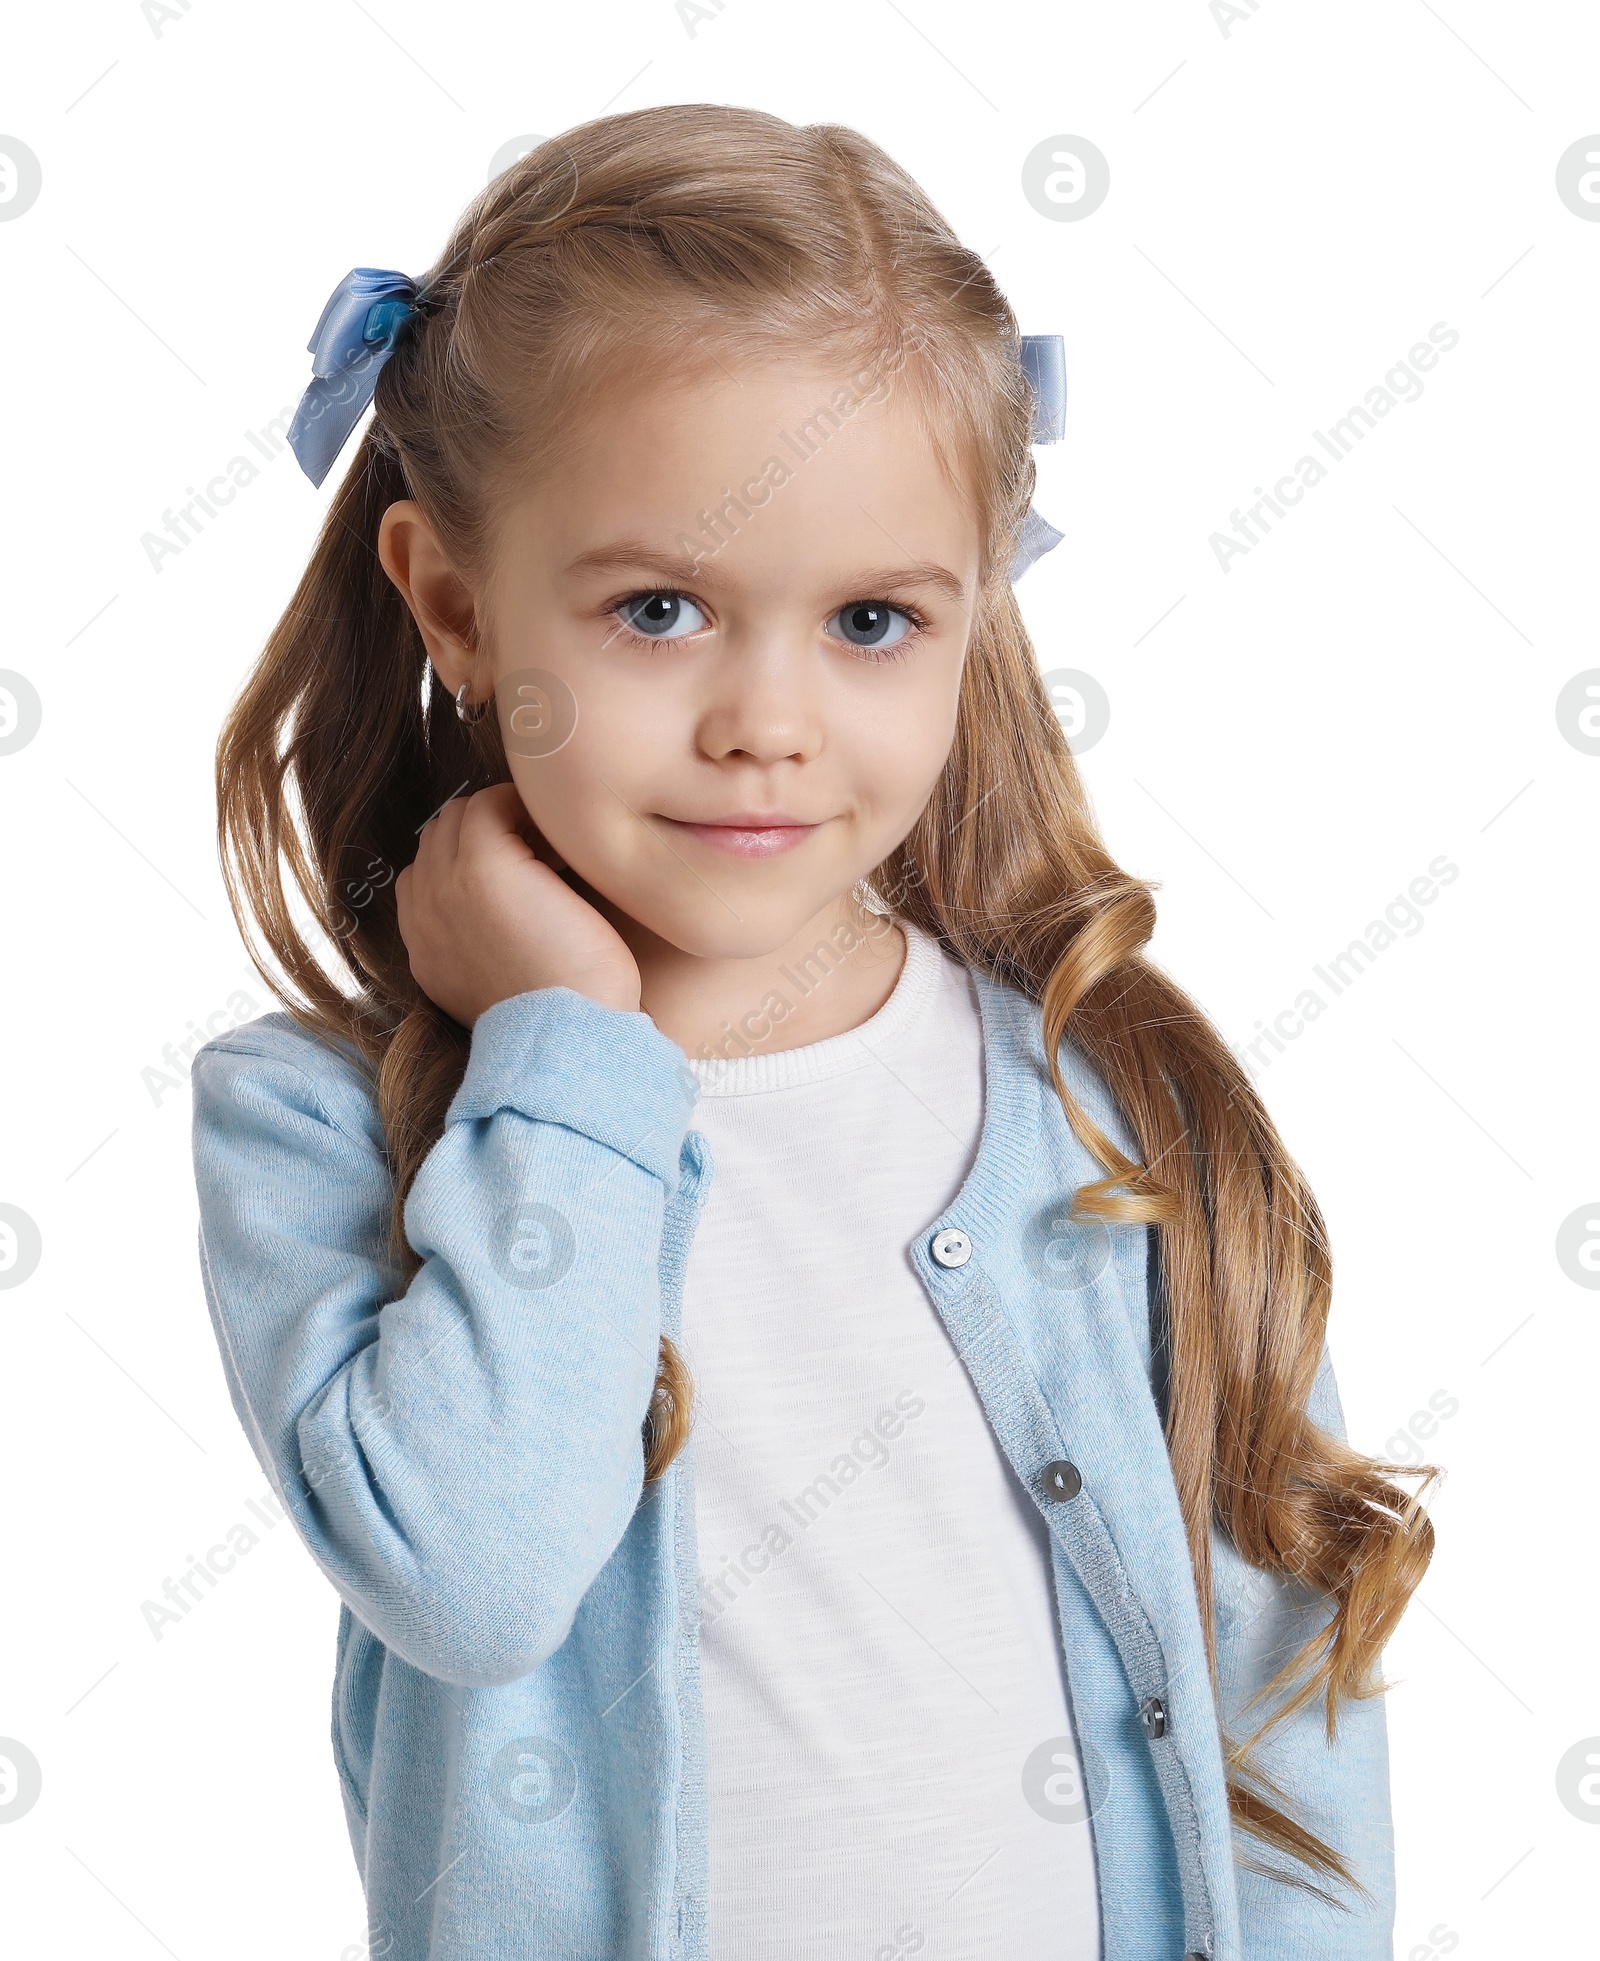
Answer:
[
  {"left": 965, "top": 959, "right": 1144, "bottom": 1167},
  {"left": 191, "top": 1008, "right": 386, "bottom": 1161}
]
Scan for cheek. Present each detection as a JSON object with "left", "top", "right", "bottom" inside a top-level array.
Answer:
[
  {"left": 847, "top": 668, "right": 961, "bottom": 807},
  {"left": 511, "top": 745, "right": 608, "bottom": 820},
  {"left": 505, "top": 711, "right": 664, "bottom": 874}
]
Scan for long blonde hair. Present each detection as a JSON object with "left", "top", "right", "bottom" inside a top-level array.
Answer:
[{"left": 216, "top": 103, "right": 1433, "bottom": 1894}]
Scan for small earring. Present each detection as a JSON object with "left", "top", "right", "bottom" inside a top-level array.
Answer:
[{"left": 455, "top": 681, "right": 491, "bottom": 725}]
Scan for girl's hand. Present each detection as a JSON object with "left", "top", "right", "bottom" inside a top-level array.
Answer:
[{"left": 395, "top": 783, "right": 643, "bottom": 1025}]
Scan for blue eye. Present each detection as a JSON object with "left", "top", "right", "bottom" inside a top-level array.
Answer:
[
  {"left": 827, "top": 602, "right": 914, "bottom": 649},
  {"left": 618, "top": 592, "right": 708, "bottom": 640}
]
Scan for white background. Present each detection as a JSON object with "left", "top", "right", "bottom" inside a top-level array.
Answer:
[{"left": 2, "top": 2, "right": 1596, "bottom": 1955}]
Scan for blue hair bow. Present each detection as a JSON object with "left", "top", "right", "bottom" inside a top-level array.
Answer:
[
  {"left": 284, "top": 276, "right": 1068, "bottom": 577},
  {"left": 1010, "top": 334, "right": 1066, "bottom": 583},
  {"left": 287, "top": 267, "right": 418, "bottom": 487}
]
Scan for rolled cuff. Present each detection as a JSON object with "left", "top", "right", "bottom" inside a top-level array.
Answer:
[{"left": 449, "top": 986, "right": 700, "bottom": 1192}]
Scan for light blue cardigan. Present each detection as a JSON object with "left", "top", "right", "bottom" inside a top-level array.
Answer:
[{"left": 190, "top": 964, "right": 1394, "bottom": 1961}]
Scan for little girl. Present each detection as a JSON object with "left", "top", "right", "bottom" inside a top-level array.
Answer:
[{"left": 193, "top": 105, "right": 1432, "bottom": 1961}]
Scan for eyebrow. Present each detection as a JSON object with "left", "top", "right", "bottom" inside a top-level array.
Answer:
[
  {"left": 564, "top": 541, "right": 968, "bottom": 605},
  {"left": 565, "top": 543, "right": 710, "bottom": 584}
]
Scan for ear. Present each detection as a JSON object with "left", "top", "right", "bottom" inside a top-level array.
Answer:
[{"left": 376, "top": 502, "right": 488, "bottom": 707}]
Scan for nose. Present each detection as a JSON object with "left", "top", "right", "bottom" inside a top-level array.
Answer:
[{"left": 694, "top": 629, "right": 826, "bottom": 768}]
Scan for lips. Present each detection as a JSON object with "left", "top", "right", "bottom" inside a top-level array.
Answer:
[{"left": 655, "top": 812, "right": 821, "bottom": 860}]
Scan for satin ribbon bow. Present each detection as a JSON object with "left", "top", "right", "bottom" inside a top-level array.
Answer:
[
  {"left": 284, "top": 275, "right": 1068, "bottom": 581},
  {"left": 1010, "top": 333, "right": 1067, "bottom": 583},
  {"left": 287, "top": 267, "right": 418, "bottom": 487}
]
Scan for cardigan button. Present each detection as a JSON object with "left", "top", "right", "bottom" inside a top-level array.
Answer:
[
  {"left": 1042, "top": 1460, "right": 1082, "bottom": 1501},
  {"left": 1139, "top": 1695, "right": 1167, "bottom": 1740},
  {"left": 929, "top": 1227, "right": 972, "bottom": 1269}
]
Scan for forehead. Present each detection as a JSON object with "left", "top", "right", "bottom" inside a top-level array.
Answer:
[{"left": 499, "top": 354, "right": 981, "bottom": 593}]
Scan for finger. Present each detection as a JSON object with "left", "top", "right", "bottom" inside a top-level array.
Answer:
[
  {"left": 472, "top": 779, "right": 569, "bottom": 872},
  {"left": 394, "top": 862, "right": 414, "bottom": 944},
  {"left": 408, "top": 791, "right": 464, "bottom": 892},
  {"left": 408, "top": 809, "right": 441, "bottom": 886},
  {"left": 529, "top": 830, "right": 569, "bottom": 875},
  {"left": 458, "top": 781, "right": 539, "bottom": 862},
  {"left": 460, "top": 780, "right": 528, "bottom": 839},
  {"left": 424, "top": 792, "right": 470, "bottom": 871}
]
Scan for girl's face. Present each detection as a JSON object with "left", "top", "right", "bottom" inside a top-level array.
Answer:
[{"left": 482, "top": 356, "right": 982, "bottom": 960}]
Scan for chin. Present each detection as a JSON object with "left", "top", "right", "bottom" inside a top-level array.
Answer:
[{"left": 622, "top": 893, "right": 843, "bottom": 964}]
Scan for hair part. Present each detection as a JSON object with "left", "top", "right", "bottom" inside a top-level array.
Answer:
[{"left": 216, "top": 102, "right": 1433, "bottom": 1895}]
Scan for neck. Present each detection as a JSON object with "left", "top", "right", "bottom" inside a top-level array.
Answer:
[{"left": 598, "top": 888, "right": 907, "bottom": 1062}]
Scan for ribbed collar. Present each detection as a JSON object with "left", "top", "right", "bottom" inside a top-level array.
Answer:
[
  {"left": 680, "top": 924, "right": 1052, "bottom": 1253},
  {"left": 686, "top": 920, "right": 948, "bottom": 1097}
]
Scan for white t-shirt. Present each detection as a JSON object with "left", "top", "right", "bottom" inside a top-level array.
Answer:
[{"left": 682, "top": 921, "right": 1102, "bottom": 1960}]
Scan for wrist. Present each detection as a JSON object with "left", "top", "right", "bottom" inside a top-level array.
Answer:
[{"left": 578, "top": 977, "right": 643, "bottom": 1016}]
